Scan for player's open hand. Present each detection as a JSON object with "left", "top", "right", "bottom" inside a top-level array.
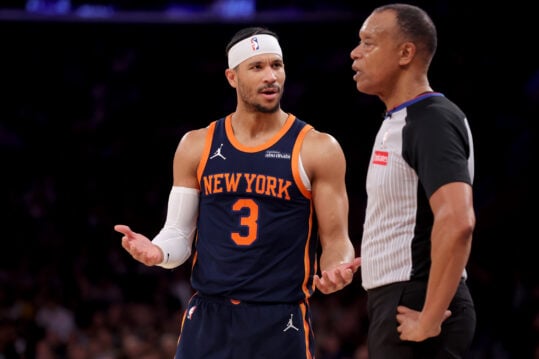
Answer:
[
  {"left": 314, "top": 257, "right": 361, "bottom": 294},
  {"left": 114, "top": 224, "right": 163, "bottom": 266}
]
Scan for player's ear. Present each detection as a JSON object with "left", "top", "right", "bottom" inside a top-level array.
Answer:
[{"left": 225, "top": 68, "right": 238, "bottom": 88}]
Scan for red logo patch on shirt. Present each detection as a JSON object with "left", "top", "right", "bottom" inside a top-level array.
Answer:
[{"left": 373, "top": 150, "right": 388, "bottom": 165}]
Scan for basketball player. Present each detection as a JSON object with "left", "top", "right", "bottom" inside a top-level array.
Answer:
[{"left": 115, "top": 26, "right": 360, "bottom": 359}]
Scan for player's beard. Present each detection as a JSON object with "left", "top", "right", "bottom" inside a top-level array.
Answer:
[
  {"left": 238, "top": 83, "right": 283, "bottom": 114},
  {"left": 254, "top": 102, "right": 280, "bottom": 114}
]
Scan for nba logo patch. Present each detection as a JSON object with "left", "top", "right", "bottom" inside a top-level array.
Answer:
[
  {"left": 187, "top": 305, "right": 197, "bottom": 320},
  {"left": 250, "top": 36, "right": 259, "bottom": 51}
]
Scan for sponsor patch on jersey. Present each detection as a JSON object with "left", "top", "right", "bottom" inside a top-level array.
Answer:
[
  {"left": 265, "top": 150, "right": 291, "bottom": 159},
  {"left": 373, "top": 150, "right": 388, "bottom": 165}
]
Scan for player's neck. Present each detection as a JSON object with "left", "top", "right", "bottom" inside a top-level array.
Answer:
[{"left": 230, "top": 110, "right": 289, "bottom": 146}]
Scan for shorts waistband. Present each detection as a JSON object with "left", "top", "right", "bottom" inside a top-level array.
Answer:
[{"left": 195, "top": 292, "right": 306, "bottom": 306}]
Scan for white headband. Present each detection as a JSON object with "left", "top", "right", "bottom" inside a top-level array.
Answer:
[{"left": 227, "top": 34, "right": 283, "bottom": 69}]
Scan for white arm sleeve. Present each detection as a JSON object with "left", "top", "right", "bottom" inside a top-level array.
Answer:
[{"left": 152, "top": 186, "right": 199, "bottom": 269}]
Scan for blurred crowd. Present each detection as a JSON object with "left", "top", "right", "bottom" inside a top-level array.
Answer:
[{"left": 1, "top": 4, "right": 538, "bottom": 358}]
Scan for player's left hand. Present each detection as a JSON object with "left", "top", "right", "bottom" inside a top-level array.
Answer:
[{"left": 314, "top": 257, "right": 361, "bottom": 294}]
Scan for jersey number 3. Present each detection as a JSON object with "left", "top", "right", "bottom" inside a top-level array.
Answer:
[{"left": 231, "top": 198, "right": 259, "bottom": 246}]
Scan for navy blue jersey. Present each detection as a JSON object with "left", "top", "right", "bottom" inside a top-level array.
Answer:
[{"left": 192, "top": 114, "right": 316, "bottom": 303}]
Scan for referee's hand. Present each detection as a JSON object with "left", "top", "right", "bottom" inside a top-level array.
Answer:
[{"left": 396, "top": 305, "right": 452, "bottom": 342}]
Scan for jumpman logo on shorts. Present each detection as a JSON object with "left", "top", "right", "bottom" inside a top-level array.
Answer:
[
  {"left": 283, "top": 313, "right": 299, "bottom": 332},
  {"left": 210, "top": 143, "right": 226, "bottom": 160}
]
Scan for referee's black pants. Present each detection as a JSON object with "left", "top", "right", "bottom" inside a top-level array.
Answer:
[{"left": 366, "top": 279, "right": 476, "bottom": 359}]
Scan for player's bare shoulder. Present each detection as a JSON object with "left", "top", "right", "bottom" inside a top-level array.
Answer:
[
  {"left": 301, "top": 129, "right": 346, "bottom": 178},
  {"left": 302, "top": 129, "right": 345, "bottom": 161},
  {"left": 172, "top": 126, "right": 210, "bottom": 187},
  {"left": 175, "top": 127, "right": 209, "bottom": 161}
]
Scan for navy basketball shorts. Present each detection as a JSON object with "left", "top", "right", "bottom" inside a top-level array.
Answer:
[
  {"left": 366, "top": 279, "right": 476, "bottom": 359},
  {"left": 175, "top": 293, "right": 316, "bottom": 359}
]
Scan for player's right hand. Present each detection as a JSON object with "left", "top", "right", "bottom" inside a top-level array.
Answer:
[{"left": 114, "top": 224, "right": 163, "bottom": 266}]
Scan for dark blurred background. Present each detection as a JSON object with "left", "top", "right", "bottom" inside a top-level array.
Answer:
[{"left": 1, "top": 1, "right": 538, "bottom": 358}]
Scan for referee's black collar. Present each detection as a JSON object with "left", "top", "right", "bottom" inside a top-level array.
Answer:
[{"left": 385, "top": 92, "right": 444, "bottom": 119}]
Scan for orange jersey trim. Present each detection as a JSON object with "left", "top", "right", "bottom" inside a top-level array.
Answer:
[
  {"left": 292, "top": 124, "right": 313, "bottom": 200},
  {"left": 196, "top": 120, "right": 217, "bottom": 183},
  {"left": 225, "top": 113, "right": 297, "bottom": 152}
]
